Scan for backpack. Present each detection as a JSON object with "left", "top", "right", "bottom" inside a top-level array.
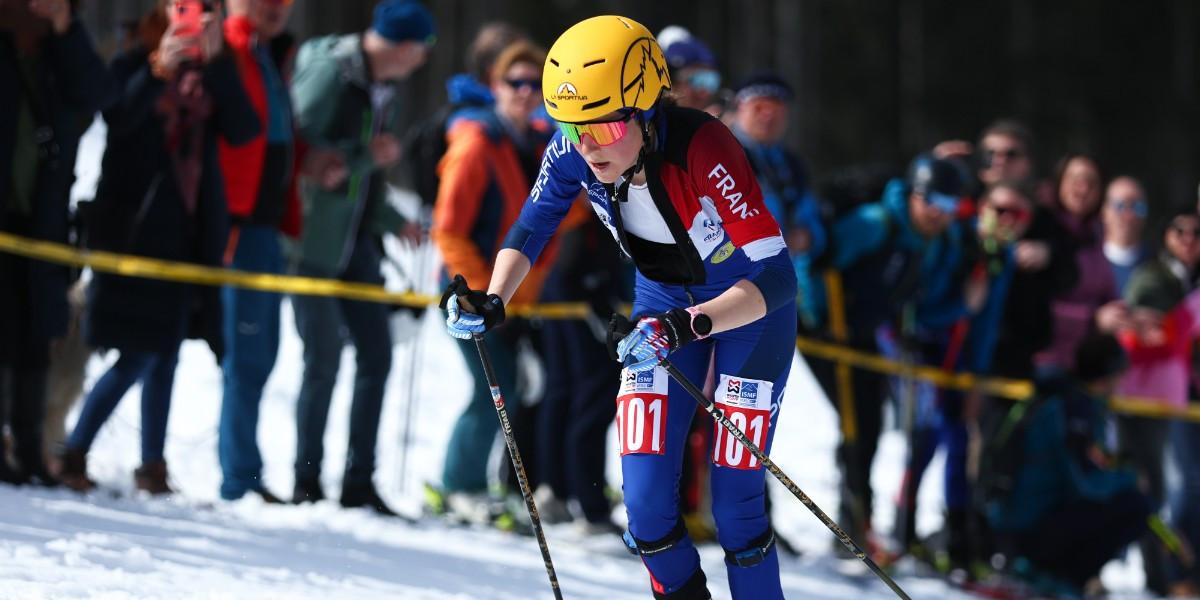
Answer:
[
  {"left": 400, "top": 103, "right": 462, "bottom": 206},
  {"left": 978, "top": 373, "right": 1069, "bottom": 505}
]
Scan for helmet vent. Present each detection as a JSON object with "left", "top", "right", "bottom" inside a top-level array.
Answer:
[
  {"left": 583, "top": 59, "right": 606, "bottom": 68},
  {"left": 581, "top": 97, "right": 611, "bottom": 111}
]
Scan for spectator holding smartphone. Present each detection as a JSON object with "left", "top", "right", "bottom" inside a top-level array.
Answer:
[{"left": 58, "top": 0, "right": 259, "bottom": 495}]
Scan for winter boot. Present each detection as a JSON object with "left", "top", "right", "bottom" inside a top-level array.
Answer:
[
  {"left": 292, "top": 477, "right": 325, "bottom": 504},
  {"left": 341, "top": 481, "right": 399, "bottom": 517},
  {"left": 0, "top": 455, "right": 23, "bottom": 486},
  {"left": 134, "top": 461, "right": 173, "bottom": 496},
  {"left": 533, "top": 485, "right": 572, "bottom": 525},
  {"left": 56, "top": 447, "right": 95, "bottom": 492},
  {"left": 252, "top": 487, "right": 286, "bottom": 504}
]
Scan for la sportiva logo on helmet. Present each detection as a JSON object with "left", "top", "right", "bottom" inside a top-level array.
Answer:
[{"left": 552, "top": 81, "right": 587, "bottom": 101}]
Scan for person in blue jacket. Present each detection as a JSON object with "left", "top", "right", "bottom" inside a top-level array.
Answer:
[
  {"left": 443, "top": 16, "right": 796, "bottom": 600},
  {"left": 799, "top": 154, "right": 964, "bottom": 553},
  {"left": 989, "top": 333, "right": 1149, "bottom": 594},
  {"left": 890, "top": 178, "right": 1028, "bottom": 568}
]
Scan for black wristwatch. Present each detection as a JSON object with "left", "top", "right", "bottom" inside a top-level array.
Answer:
[{"left": 685, "top": 306, "right": 713, "bottom": 339}]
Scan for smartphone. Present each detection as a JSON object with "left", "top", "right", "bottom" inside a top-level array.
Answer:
[
  {"left": 168, "top": 0, "right": 214, "bottom": 37},
  {"left": 167, "top": 0, "right": 214, "bottom": 60}
]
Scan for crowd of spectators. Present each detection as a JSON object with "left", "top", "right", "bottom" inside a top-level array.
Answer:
[{"left": 3, "top": 1, "right": 1200, "bottom": 597}]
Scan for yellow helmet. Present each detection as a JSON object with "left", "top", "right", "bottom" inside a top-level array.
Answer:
[{"left": 542, "top": 15, "right": 671, "bottom": 123}]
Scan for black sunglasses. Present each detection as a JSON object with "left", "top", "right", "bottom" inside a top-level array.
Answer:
[
  {"left": 985, "top": 147, "right": 1025, "bottom": 160},
  {"left": 504, "top": 78, "right": 541, "bottom": 92}
]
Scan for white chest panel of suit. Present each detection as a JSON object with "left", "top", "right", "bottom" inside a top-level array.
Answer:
[{"left": 618, "top": 180, "right": 675, "bottom": 244}]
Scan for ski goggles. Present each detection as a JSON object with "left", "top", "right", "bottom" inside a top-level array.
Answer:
[
  {"left": 556, "top": 112, "right": 634, "bottom": 146},
  {"left": 921, "top": 191, "right": 959, "bottom": 214}
]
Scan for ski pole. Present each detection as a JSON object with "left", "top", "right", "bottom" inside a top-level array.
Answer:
[
  {"left": 472, "top": 333, "right": 563, "bottom": 600},
  {"left": 397, "top": 235, "right": 429, "bottom": 493},
  {"left": 659, "top": 358, "right": 912, "bottom": 600}
]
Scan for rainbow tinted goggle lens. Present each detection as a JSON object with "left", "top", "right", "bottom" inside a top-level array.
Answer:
[{"left": 556, "top": 115, "right": 632, "bottom": 146}]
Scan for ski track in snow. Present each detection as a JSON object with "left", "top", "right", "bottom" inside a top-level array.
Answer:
[{"left": 0, "top": 120, "right": 1153, "bottom": 599}]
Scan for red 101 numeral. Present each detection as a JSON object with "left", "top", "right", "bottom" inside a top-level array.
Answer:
[
  {"left": 712, "top": 407, "right": 768, "bottom": 469},
  {"left": 616, "top": 395, "right": 666, "bottom": 455}
]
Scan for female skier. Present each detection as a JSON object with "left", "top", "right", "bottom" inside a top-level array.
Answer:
[{"left": 443, "top": 15, "right": 796, "bottom": 599}]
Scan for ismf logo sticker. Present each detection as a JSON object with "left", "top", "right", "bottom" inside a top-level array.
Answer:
[
  {"left": 616, "top": 366, "right": 668, "bottom": 455},
  {"left": 713, "top": 374, "right": 774, "bottom": 470}
]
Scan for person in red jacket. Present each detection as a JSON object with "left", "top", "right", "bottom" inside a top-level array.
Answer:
[{"left": 215, "top": 0, "right": 301, "bottom": 503}]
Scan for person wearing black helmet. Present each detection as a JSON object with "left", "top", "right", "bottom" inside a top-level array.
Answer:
[{"left": 798, "top": 154, "right": 967, "bottom": 556}]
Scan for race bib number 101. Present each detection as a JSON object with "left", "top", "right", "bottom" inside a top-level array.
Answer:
[
  {"left": 712, "top": 375, "right": 774, "bottom": 470},
  {"left": 615, "top": 367, "right": 669, "bottom": 456}
]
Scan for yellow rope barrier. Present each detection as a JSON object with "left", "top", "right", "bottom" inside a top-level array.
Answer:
[{"left": 2, "top": 231, "right": 1198, "bottom": 422}]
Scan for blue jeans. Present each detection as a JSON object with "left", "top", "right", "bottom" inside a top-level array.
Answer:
[
  {"left": 292, "top": 236, "right": 392, "bottom": 489},
  {"left": 66, "top": 349, "right": 179, "bottom": 463},
  {"left": 218, "top": 226, "right": 284, "bottom": 500},
  {"left": 1171, "top": 419, "right": 1200, "bottom": 583}
]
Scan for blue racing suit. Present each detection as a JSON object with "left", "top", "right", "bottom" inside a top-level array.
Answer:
[{"left": 504, "top": 106, "right": 797, "bottom": 599}]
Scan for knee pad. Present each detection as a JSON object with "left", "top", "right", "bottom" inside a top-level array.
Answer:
[
  {"left": 724, "top": 527, "right": 777, "bottom": 568},
  {"left": 623, "top": 518, "right": 688, "bottom": 558}
]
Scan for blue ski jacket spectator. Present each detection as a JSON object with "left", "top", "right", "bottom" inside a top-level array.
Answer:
[
  {"left": 912, "top": 218, "right": 1016, "bottom": 376},
  {"left": 804, "top": 178, "right": 940, "bottom": 341}
]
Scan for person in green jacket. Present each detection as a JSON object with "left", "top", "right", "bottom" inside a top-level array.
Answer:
[{"left": 286, "top": 0, "right": 432, "bottom": 514}]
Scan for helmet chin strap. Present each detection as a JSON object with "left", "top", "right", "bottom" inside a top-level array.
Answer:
[
  {"left": 602, "top": 110, "right": 653, "bottom": 261},
  {"left": 614, "top": 111, "right": 652, "bottom": 203}
]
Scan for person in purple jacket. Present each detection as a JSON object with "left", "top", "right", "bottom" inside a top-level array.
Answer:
[{"left": 1036, "top": 154, "right": 1132, "bottom": 374}]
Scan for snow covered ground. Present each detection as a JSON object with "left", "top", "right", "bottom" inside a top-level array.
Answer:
[{"left": 0, "top": 121, "right": 1154, "bottom": 598}]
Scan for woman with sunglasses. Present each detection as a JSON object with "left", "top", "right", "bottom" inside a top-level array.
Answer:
[
  {"left": 431, "top": 39, "right": 580, "bottom": 521},
  {"left": 443, "top": 15, "right": 796, "bottom": 599}
]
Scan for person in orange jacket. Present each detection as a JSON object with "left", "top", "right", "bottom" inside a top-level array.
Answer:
[{"left": 430, "top": 38, "right": 585, "bottom": 522}]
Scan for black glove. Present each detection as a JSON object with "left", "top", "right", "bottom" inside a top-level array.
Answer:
[
  {"left": 440, "top": 274, "right": 506, "bottom": 338},
  {"left": 607, "top": 313, "right": 634, "bottom": 362}
]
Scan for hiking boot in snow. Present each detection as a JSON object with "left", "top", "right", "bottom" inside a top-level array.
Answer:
[
  {"left": 576, "top": 519, "right": 623, "bottom": 538},
  {"left": 443, "top": 491, "right": 495, "bottom": 524},
  {"left": 253, "top": 487, "right": 286, "bottom": 504},
  {"left": 134, "top": 461, "right": 173, "bottom": 496},
  {"left": 292, "top": 477, "right": 325, "bottom": 504},
  {"left": 533, "top": 485, "right": 572, "bottom": 525},
  {"left": 57, "top": 447, "right": 95, "bottom": 492},
  {"left": 341, "top": 482, "right": 399, "bottom": 517},
  {"left": 0, "top": 459, "right": 21, "bottom": 486}
]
